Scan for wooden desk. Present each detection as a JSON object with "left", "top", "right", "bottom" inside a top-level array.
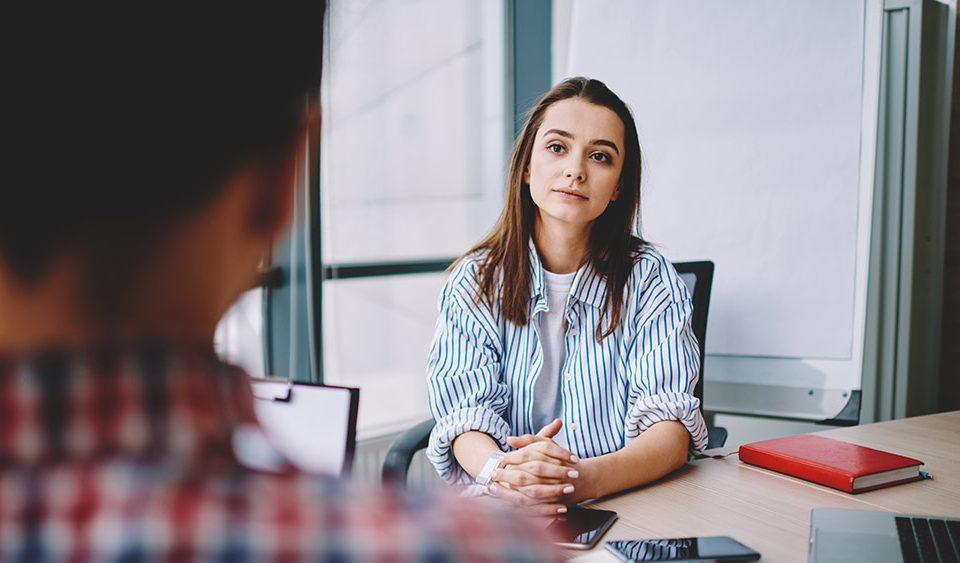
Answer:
[{"left": 572, "top": 411, "right": 960, "bottom": 562}]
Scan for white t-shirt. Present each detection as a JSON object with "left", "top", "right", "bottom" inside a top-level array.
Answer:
[{"left": 531, "top": 268, "right": 576, "bottom": 447}]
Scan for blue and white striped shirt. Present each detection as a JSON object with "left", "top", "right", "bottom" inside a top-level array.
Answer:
[{"left": 426, "top": 241, "right": 708, "bottom": 484}]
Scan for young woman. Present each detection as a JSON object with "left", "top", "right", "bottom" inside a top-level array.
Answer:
[{"left": 427, "top": 77, "right": 707, "bottom": 515}]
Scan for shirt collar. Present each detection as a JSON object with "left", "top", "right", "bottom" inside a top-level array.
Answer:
[
  {"left": 0, "top": 345, "right": 259, "bottom": 468},
  {"left": 528, "top": 239, "right": 607, "bottom": 309}
]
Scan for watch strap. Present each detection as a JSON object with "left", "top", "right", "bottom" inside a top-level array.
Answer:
[{"left": 475, "top": 451, "right": 505, "bottom": 486}]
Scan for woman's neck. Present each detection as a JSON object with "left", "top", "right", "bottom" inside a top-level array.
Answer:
[{"left": 533, "top": 214, "right": 590, "bottom": 274}]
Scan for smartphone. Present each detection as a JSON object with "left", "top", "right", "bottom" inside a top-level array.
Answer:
[
  {"left": 545, "top": 507, "right": 618, "bottom": 550},
  {"left": 605, "top": 537, "right": 760, "bottom": 562}
]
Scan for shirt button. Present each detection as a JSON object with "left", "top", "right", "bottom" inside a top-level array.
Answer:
[
  {"left": 569, "top": 422, "right": 578, "bottom": 431},
  {"left": 565, "top": 372, "right": 573, "bottom": 382},
  {"left": 569, "top": 328, "right": 578, "bottom": 336}
]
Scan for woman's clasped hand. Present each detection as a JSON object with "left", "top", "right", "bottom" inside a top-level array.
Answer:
[{"left": 488, "top": 419, "right": 591, "bottom": 516}]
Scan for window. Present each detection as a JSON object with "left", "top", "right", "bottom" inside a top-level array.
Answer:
[{"left": 319, "top": 0, "right": 508, "bottom": 437}]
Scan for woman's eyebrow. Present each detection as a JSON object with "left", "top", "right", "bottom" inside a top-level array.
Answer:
[
  {"left": 544, "top": 128, "right": 573, "bottom": 139},
  {"left": 591, "top": 139, "right": 620, "bottom": 155},
  {"left": 544, "top": 128, "right": 620, "bottom": 155}
]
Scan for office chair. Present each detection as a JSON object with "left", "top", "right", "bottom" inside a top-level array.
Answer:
[{"left": 381, "top": 260, "right": 725, "bottom": 484}]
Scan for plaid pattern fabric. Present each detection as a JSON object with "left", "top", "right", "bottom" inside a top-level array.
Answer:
[{"left": 0, "top": 346, "right": 560, "bottom": 562}]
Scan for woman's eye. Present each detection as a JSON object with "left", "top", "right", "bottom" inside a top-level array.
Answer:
[
  {"left": 547, "top": 143, "right": 564, "bottom": 154},
  {"left": 590, "top": 152, "right": 611, "bottom": 163}
]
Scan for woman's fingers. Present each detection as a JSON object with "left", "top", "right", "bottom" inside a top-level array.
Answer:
[
  {"left": 508, "top": 418, "right": 563, "bottom": 447},
  {"left": 530, "top": 440, "right": 579, "bottom": 464},
  {"left": 494, "top": 464, "right": 572, "bottom": 488},
  {"left": 501, "top": 449, "right": 558, "bottom": 467},
  {"left": 500, "top": 448, "right": 538, "bottom": 467},
  {"left": 506, "top": 434, "right": 538, "bottom": 449},
  {"left": 494, "top": 467, "right": 543, "bottom": 487},
  {"left": 515, "top": 482, "right": 575, "bottom": 502},
  {"left": 502, "top": 441, "right": 578, "bottom": 466},
  {"left": 536, "top": 418, "right": 563, "bottom": 438},
  {"left": 488, "top": 483, "right": 568, "bottom": 516},
  {"left": 518, "top": 460, "right": 579, "bottom": 481},
  {"left": 506, "top": 435, "right": 535, "bottom": 449}
]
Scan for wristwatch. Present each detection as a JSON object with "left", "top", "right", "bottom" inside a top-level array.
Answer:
[{"left": 475, "top": 451, "right": 505, "bottom": 487}]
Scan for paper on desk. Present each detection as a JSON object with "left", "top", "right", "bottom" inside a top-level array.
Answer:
[{"left": 565, "top": 0, "right": 864, "bottom": 360}]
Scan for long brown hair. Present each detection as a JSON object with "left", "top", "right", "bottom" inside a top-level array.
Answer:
[{"left": 466, "top": 77, "right": 646, "bottom": 341}]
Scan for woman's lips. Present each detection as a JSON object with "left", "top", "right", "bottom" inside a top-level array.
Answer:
[{"left": 552, "top": 188, "right": 588, "bottom": 201}]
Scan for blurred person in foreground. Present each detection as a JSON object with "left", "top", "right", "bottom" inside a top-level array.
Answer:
[{"left": 0, "top": 5, "right": 559, "bottom": 561}]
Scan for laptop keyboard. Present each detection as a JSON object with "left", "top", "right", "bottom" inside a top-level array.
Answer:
[{"left": 895, "top": 516, "right": 960, "bottom": 563}]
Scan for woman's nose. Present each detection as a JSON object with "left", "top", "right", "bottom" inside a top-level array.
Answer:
[{"left": 564, "top": 168, "right": 585, "bottom": 182}]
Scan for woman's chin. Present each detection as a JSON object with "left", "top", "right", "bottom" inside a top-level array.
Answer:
[{"left": 539, "top": 207, "right": 598, "bottom": 229}]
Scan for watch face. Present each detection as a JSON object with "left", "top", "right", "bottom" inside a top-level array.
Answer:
[{"left": 476, "top": 453, "right": 504, "bottom": 486}]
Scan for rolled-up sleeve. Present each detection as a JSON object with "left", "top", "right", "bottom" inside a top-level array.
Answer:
[
  {"left": 427, "top": 283, "right": 509, "bottom": 484},
  {"left": 625, "top": 296, "right": 708, "bottom": 455}
]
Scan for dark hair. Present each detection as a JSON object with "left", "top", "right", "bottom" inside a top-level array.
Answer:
[
  {"left": 1, "top": 5, "right": 326, "bottom": 283},
  {"left": 467, "top": 77, "right": 645, "bottom": 341}
]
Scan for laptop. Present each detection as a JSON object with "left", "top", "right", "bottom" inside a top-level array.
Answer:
[{"left": 810, "top": 508, "right": 960, "bottom": 563}]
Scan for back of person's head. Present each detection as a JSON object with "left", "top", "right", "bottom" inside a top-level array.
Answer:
[{"left": 2, "top": 5, "right": 325, "bottom": 336}]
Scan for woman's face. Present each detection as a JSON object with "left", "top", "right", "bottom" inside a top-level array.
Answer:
[{"left": 525, "top": 97, "right": 625, "bottom": 230}]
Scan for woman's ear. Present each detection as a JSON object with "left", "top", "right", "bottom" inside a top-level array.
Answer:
[{"left": 523, "top": 167, "right": 530, "bottom": 185}]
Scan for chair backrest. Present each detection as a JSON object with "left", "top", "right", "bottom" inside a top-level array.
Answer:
[
  {"left": 248, "top": 378, "right": 359, "bottom": 476},
  {"left": 672, "top": 261, "right": 714, "bottom": 413}
]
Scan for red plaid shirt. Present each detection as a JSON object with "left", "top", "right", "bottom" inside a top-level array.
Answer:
[{"left": 0, "top": 346, "right": 560, "bottom": 562}]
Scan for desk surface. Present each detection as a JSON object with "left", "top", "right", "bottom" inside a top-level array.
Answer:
[{"left": 572, "top": 411, "right": 960, "bottom": 563}]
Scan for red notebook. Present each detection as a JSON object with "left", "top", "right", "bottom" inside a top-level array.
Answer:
[{"left": 738, "top": 434, "right": 924, "bottom": 493}]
